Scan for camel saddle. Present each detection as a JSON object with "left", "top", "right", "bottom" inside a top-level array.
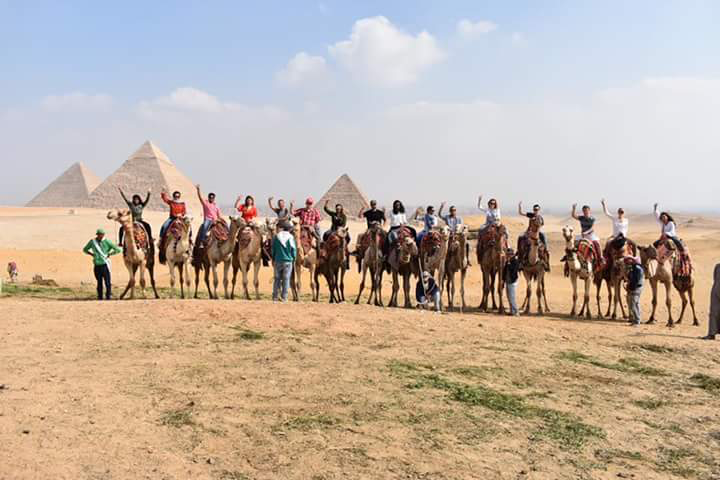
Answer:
[
  {"left": 420, "top": 230, "right": 443, "bottom": 257},
  {"left": 576, "top": 239, "right": 597, "bottom": 263},
  {"left": 237, "top": 225, "right": 255, "bottom": 249},
  {"left": 299, "top": 226, "right": 316, "bottom": 255},
  {"left": 124, "top": 222, "right": 149, "bottom": 250},
  {"left": 167, "top": 218, "right": 186, "bottom": 240},
  {"left": 358, "top": 228, "right": 386, "bottom": 253},
  {"left": 210, "top": 218, "right": 230, "bottom": 243},
  {"left": 478, "top": 224, "right": 503, "bottom": 248},
  {"left": 319, "top": 231, "right": 343, "bottom": 260}
]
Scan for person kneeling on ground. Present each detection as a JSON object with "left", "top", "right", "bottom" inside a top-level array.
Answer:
[
  {"left": 82, "top": 228, "right": 121, "bottom": 300},
  {"left": 416, "top": 271, "right": 441, "bottom": 312},
  {"left": 503, "top": 248, "right": 520, "bottom": 316},
  {"left": 625, "top": 256, "right": 644, "bottom": 326},
  {"left": 271, "top": 223, "right": 297, "bottom": 302}
]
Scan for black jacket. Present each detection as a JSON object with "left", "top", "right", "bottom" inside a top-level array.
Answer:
[{"left": 503, "top": 257, "right": 520, "bottom": 284}]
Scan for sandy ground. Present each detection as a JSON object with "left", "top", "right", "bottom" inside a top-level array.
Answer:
[{"left": 1, "top": 206, "right": 720, "bottom": 479}]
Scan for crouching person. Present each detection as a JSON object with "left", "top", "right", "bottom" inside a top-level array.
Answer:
[
  {"left": 83, "top": 228, "right": 121, "bottom": 300},
  {"left": 416, "top": 271, "right": 441, "bottom": 312},
  {"left": 272, "top": 223, "right": 297, "bottom": 302},
  {"left": 625, "top": 256, "right": 644, "bottom": 326}
]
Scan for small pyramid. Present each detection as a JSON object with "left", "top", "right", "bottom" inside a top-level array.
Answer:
[
  {"left": 27, "top": 162, "right": 102, "bottom": 207},
  {"left": 317, "top": 174, "right": 370, "bottom": 217},
  {"left": 83, "top": 141, "right": 202, "bottom": 214}
]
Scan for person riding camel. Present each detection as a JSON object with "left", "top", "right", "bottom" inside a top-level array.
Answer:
[
  {"left": 571, "top": 203, "right": 605, "bottom": 270},
  {"left": 439, "top": 202, "right": 469, "bottom": 266},
  {"left": 602, "top": 198, "right": 630, "bottom": 254},
  {"left": 414, "top": 204, "right": 440, "bottom": 247},
  {"left": 385, "top": 200, "right": 417, "bottom": 257},
  {"left": 159, "top": 188, "right": 188, "bottom": 263},
  {"left": 234, "top": 195, "right": 258, "bottom": 224},
  {"left": 268, "top": 197, "right": 293, "bottom": 230},
  {"left": 518, "top": 201, "right": 549, "bottom": 271},
  {"left": 653, "top": 203, "right": 684, "bottom": 252},
  {"left": 292, "top": 197, "right": 322, "bottom": 244},
  {"left": 195, "top": 185, "right": 223, "bottom": 249},
  {"left": 477, "top": 195, "right": 506, "bottom": 260},
  {"left": 359, "top": 200, "right": 386, "bottom": 228},
  {"left": 323, "top": 200, "right": 351, "bottom": 268},
  {"left": 117, "top": 187, "right": 152, "bottom": 247}
]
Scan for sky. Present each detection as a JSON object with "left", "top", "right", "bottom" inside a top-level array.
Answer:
[{"left": 1, "top": 1, "right": 719, "bottom": 211}]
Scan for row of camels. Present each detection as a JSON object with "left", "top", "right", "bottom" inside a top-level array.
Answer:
[{"left": 106, "top": 208, "right": 698, "bottom": 327}]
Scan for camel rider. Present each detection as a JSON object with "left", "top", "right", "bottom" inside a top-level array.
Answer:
[
  {"left": 414, "top": 204, "right": 440, "bottom": 247},
  {"left": 602, "top": 198, "right": 630, "bottom": 253},
  {"left": 359, "top": 200, "right": 386, "bottom": 229},
  {"left": 571, "top": 203, "right": 605, "bottom": 268},
  {"left": 83, "top": 228, "right": 121, "bottom": 300},
  {"left": 195, "top": 185, "right": 223, "bottom": 248},
  {"left": 235, "top": 195, "right": 258, "bottom": 224},
  {"left": 118, "top": 187, "right": 152, "bottom": 246},
  {"left": 268, "top": 197, "right": 293, "bottom": 230},
  {"left": 438, "top": 202, "right": 463, "bottom": 232},
  {"left": 160, "top": 189, "right": 187, "bottom": 240},
  {"left": 477, "top": 196, "right": 503, "bottom": 235},
  {"left": 653, "top": 203, "right": 684, "bottom": 251},
  {"left": 386, "top": 200, "right": 417, "bottom": 256},
  {"left": 292, "top": 197, "right": 322, "bottom": 243},
  {"left": 323, "top": 200, "right": 350, "bottom": 242},
  {"left": 518, "top": 202, "right": 547, "bottom": 250}
]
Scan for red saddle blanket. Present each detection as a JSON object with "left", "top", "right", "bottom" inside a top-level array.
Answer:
[
  {"left": 167, "top": 218, "right": 186, "bottom": 240},
  {"left": 319, "top": 232, "right": 343, "bottom": 260},
  {"left": 130, "top": 223, "right": 149, "bottom": 250},
  {"left": 300, "top": 226, "right": 316, "bottom": 254},
  {"left": 420, "top": 230, "right": 443, "bottom": 256},
  {"left": 238, "top": 226, "right": 254, "bottom": 249},
  {"left": 358, "top": 229, "right": 386, "bottom": 252},
  {"left": 210, "top": 219, "right": 229, "bottom": 242}
]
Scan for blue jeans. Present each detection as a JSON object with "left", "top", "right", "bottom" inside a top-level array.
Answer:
[
  {"left": 273, "top": 261, "right": 293, "bottom": 301},
  {"left": 197, "top": 219, "right": 213, "bottom": 244},
  {"left": 160, "top": 217, "right": 174, "bottom": 238},
  {"left": 506, "top": 281, "right": 518, "bottom": 314},
  {"left": 418, "top": 291, "right": 441, "bottom": 311}
]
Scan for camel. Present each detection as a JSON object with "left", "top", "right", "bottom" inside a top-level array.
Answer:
[
  {"left": 163, "top": 215, "right": 193, "bottom": 299},
  {"left": 443, "top": 225, "right": 469, "bottom": 313},
  {"left": 193, "top": 216, "right": 243, "bottom": 299},
  {"left": 637, "top": 243, "right": 698, "bottom": 327},
  {"left": 598, "top": 239, "right": 638, "bottom": 320},
  {"left": 354, "top": 222, "right": 386, "bottom": 306},
  {"left": 315, "top": 227, "right": 348, "bottom": 303},
  {"left": 477, "top": 224, "right": 508, "bottom": 313},
  {"left": 289, "top": 219, "right": 319, "bottom": 302},
  {"left": 388, "top": 226, "right": 420, "bottom": 308},
  {"left": 419, "top": 226, "right": 450, "bottom": 310},
  {"left": 561, "top": 226, "right": 597, "bottom": 318},
  {"left": 107, "top": 209, "right": 159, "bottom": 300},
  {"left": 230, "top": 219, "right": 264, "bottom": 300},
  {"left": 519, "top": 223, "right": 549, "bottom": 314}
]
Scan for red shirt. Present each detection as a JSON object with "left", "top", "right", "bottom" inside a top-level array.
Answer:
[
  {"left": 293, "top": 207, "right": 321, "bottom": 226},
  {"left": 161, "top": 192, "right": 187, "bottom": 218},
  {"left": 237, "top": 205, "right": 258, "bottom": 222}
]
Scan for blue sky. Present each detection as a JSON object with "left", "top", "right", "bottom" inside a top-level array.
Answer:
[{"left": 2, "top": 1, "right": 719, "bottom": 209}]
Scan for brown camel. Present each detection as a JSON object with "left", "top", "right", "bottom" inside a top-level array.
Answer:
[
  {"left": 477, "top": 224, "right": 508, "bottom": 313},
  {"left": 355, "top": 222, "right": 386, "bottom": 306},
  {"left": 290, "top": 220, "right": 318, "bottom": 302},
  {"left": 561, "top": 226, "right": 596, "bottom": 318},
  {"left": 637, "top": 243, "right": 698, "bottom": 327},
  {"left": 419, "top": 226, "right": 450, "bottom": 310},
  {"left": 193, "top": 216, "right": 243, "bottom": 299},
  {"left": 164, "top": 216, "right": 193, "bottom": 299},
  {"left": 388, "top": 226, "right": 419, "bottom": 308},
  {"left": 520, "top": 223, "right": 548, "bottom": 314},
  {"left": 230, "top": 219, "right": 264, "bottom": 300},
  {"left": 443, "top": 225, "right": 469, "bottom": 313},
  {"left": 315, "top": 227, "right": 347, "bottom": 303},
  {"left": 599, "top": 239, "right": 637, "bottom": 320},
  {"left": 107, "top": 209, "right": 159, "bottom": 300}
]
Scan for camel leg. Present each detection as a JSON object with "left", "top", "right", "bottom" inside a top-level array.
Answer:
[
  {"left": 223, "top": 261, "right": 232, "bottom": 299},
  {"left": 390, "top": 271, "right": 399, "bottom": 308},
  {"left": 241, "top": 264, "right": 251, "bottom": 300},
  {"left": 524, "top": 276, "right": 532, "bottom": 315},
  {"left": 294, "top": 263, "right": 302, "bottom": 301},
  {"left": 647, "top": 279, "right": 658, "bottom": 324},
  {"left": 570, "top": 274, "right": 578, "bottom": 317},
  {"left": 148, "top": 263, "right": 160, "bottom": 299},
  {"left": 253, "top": 260, "right": 261, "bottom": 300},
  {"left": 447, "top": 272, "right": 454, "bottom": 312},
  {"left": 460, "top": 268, "right": 467, "bottom": 313},
  {"left": 689, "top": 286, "right": 699, "bottom": 326},
  {"left": 169, "top": 265, "right": 177, "bottom": 299},
  {"left": 497, "top": 274, "right": 505, "bottom": 315},
  {"left": 339, "top": 266, "right": 346, "bottom": 302},
  {"left": 595, "top": 280, "right": 604, "bottom": 319},
  {"left": 311, "top": 266, "right": 319, "bottom": 302},
  {"left": 403, "top": 273, "right": 412, "bottom": 309},
  {"left": 178, "top": 264, "right": 185, "bottom": 300},
  {"left": 617, "top": 280, "right": 627, "bottom": 319},
  {"left": 665, "top": 281, "right": 674, "bottom": 327},
  {"left": 677, "top": 289, "right": 687, "bottom": 324},
  {"left": 480, "top": 271, "right": 489, "bottom": 311},
  {"left": 193, "top": 265, "right": 201, "bottom": 299},
  {"left": 184, "top": 261, "right": 192, "bottom": 296},
  {"left": 584, "top": 278, "right": 592, "bottom": 319},
  {"left": 139, "top": 264, "right": 147, "bottom": 299},
  {"left": 490, "top": 271, "right": 498, "bottom": 310},
  {"left": 356, "top": 262, "right": 368, "bottom": 305},
  {"left": 536, "top": 274, "right": 543, "bottom": 315},
  {"left": 205, "top": 265, "right": 214, "bottom": 299},
  {"left": 605, "top": 279, "right": 613, "bottom": 318},
  {"left": 542, "top": 277, "right": 550, "bottom": 312},
  {"left": 520, "top": 273, "right": 530, "bottom": 311},
  {"left": 375, "top": 267, "right": 384, "bottom": 307}
]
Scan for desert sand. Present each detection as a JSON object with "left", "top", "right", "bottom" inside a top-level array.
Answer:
[{"left": 1, "top": 206, "right": 719, "bottom": 479}]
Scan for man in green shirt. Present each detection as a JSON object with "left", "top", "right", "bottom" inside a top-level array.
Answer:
[{"left": 82, "top": 228, "right": 122, "bottom": 300}]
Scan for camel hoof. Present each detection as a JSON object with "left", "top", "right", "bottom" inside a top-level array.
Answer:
[
  {"left": 666, "top": 322, "right": 674, "bottom": 328},
  {"left": 646, "top": 319, "right": 656, "bottom": 325},
  {"left": 693, "top": 320, "right": 700, "bottom": 326},
  {"left": 675, "top": 319, "right": 683, "bottom": 325}
]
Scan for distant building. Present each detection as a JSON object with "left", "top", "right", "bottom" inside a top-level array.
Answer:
[{"left": 317, "top": 174, "right": 370, "bottom": 217}]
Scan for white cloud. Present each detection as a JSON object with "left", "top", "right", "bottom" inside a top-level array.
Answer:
[
  {"left": 328, "top": 16, "right": 445, "bottom": 87},
  {"left": 144, "top": 87, "right": 224, "bottom": 112},
  {"left": 41, "top": 93, "right": 113, "bottom": 112},
  {"left": 276, "top": 52, "right": 329, "bottom": 87},
  {"left": 456, "top": 19, "right": 498, "bottom": 39},
  {"left": 511, "top": 32, "right": 527, "bottom": 46}
]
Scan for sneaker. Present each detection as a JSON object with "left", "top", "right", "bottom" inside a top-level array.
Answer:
[{"left": 700, "top": 334, "right": 716, "bottom": 340}]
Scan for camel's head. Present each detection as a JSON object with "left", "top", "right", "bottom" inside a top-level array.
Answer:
[
  {"left": 228, "top": 215, "right": 243, "bottom": 228},
  {"left": 438, "top": 225, "right": 451, "bottom": 240},
  {"left": 182, "top": 215, "right": 193, "bottom": 227},
  {"left": 106, "top": 209, "right": 131, "bottom": 224},
  {"left": 398, "top": 236, "right": 418, "bottom": 264},
  {"left": 561, "top": 225, "right": 574, "bottom": 243},
  {"left": 265, "top": 217, "right": 277, "bottom": 234}
]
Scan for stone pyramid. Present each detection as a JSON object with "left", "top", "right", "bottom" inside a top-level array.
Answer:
[
  {"left": 27, "top": 162, "right": 102, "bottom": 207},
  {"left": 317, "top": 174, "right": 370, "bottom": 217},
  {"left": 84, "top": 141, "right": 202, "bottom": 214}
]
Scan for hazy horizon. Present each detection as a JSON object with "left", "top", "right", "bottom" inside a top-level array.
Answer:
[{"left": 2, "top": 2, "right": 719, "bottom": 209}]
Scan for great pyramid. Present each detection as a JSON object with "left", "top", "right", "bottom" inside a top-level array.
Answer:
[
  {"left": 27, "top": 162, "right": 102, "bottom": 207},
  {"left": 317, "top": 174, "right": 370, "bottom": 217},
  {"left": 83, "top": 141, "right": 202, "bottom": 214}
]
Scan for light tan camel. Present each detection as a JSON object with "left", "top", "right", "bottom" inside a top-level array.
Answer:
[
  {"left": 520, "top": 225, "right": 548, "bottom": 314},
  {"left": 195, "top": 216, "right": 242, "bottom": 299},
  {"left": 107, "top": 209, "right": 159, "bottom": 300},
  {"left": 290, "top": 219, "right": 318, "bottom": 302},
  {"left": 388, "top": 227, "right": 419, "bottom": 308},
  {"left": 230, "top": 219, "right": 264, "bottom": 300},
  {"left": 354, "top": 222, "right": 386, "bottom": 306},
  {"left": 315, "top": 227, "right": 347, "bottom": 303},
  {"left": 419, "top": 226, "right": 450, "bottom": 310},
  {"left": 443, "top": 224, "right": 469, "bottom": 313},
  {"left": 477, "top": 224, "right": 507, "bottom": 313},
  {"left": 164, "top": 216, "right": 193, "bottom": 299},
  {"left": 561, "top": 226, "right": 596, "bottom": 318}
]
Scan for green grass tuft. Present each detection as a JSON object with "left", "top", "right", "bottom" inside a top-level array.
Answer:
[
  {"left": 689, "top": 373, "right": 720, "bottom": 393},
  {"left": 279, "top": 413, "right": 340, "bottom": 431},
  {"left": 159, "top": 406, "right": 195, "bottom": 428},
  {"left": 633, "top": 397, "right": 667, "bottom": 410},
  {"left": 556, "top": 351, "right": 667, "bottom": 376},
  {"left": 229, "top": 326, "right": 264, "bottom": 341}
]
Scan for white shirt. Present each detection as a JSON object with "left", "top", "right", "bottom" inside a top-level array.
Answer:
[
  {"left": 654, "top": 206, "right": 677, "bottom": 238},
  {"left": 603, "top": 205, "right": 629, "bottom": 238},
  {"left": 478, "top": 206, "right": 501, "bottom": 226},
  {"left": 389, "top": 212, "right": 407, "bottom": 228}
]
